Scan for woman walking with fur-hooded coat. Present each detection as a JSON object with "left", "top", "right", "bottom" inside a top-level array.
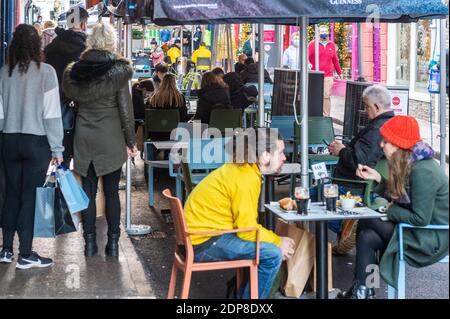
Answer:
[{"left": 62, "top": 23, "right": 138, "bottom": 258}]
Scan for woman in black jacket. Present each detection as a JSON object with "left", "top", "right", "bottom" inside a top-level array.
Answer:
[
  {"left": 63, "top": 23, "right": 137, "bottom": 258},
  {"left": 240, "top": 58, "right": 272, "bottom": 85},
  {"left": 193, "top": 72, "right": 231, "bottom": 124},
  {"left": 223, "top": 72, "right": 258, "bottom": 110}
]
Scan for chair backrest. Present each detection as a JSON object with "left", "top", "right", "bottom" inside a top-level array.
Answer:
[
  {"left": 174, "top": 122, "right": 208, "bottom": 140},
  {"left": 184, "top": 138, "right": 231, "bottom": 171},
  {"left": 209, "top": 108, "right": 243, "bottom": 133},
  {"left": 271, "top": 116, "right": 295, "bottom": 141},
  {"left": 145, "top": 109, "right": 180, "bottom": 140},
  {"left": 374, "top": 158, "right": 389, "bottom": 179},
  {"left": 294, "top": 116, "right": 335, "bottom": 146},
  {"left": 162, "top": 189, "right": 193, "bottom": 251}
]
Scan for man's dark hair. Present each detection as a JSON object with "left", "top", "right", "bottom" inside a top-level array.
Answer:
[
  {"left": 212, "top": 67, "right": 224, "bottom": 77},
  {"left": 67, "top": 6, "right": 89, "bottom": 25},
  {"left": 154, "top": 62, "right": 169, "bottom": 74}
]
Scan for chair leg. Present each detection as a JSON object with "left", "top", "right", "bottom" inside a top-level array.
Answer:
[
  {"left": 249, "top": 266, "right": 259, "bottom": 299},
  {"left": 180, "top": 268, "right": 192, "bottom": 299},
  {"left": 398, "top": 260, "right": 406, "bottom": 299},
  {"left": 148, "top": 166, "right": 154, "bottom": 207},
  {"left": 167, "top": 263, "right": 178, "bottom": 299},
  {"left": 387, "top": 285, "right": 396, "bottom": 299},
  {"left": 176, "top": 175, "right": 183, "bottom": 203},
  {"left": 236, "top": 268, "right": 245, "bottom": 291}
]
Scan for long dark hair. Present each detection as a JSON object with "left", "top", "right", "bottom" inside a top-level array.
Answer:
[
  {"left": 7, "top": 24, "right": 42, "bottom": 77},
  {"left": 387, "top": 148, "right": 412, "bottom": 200}
]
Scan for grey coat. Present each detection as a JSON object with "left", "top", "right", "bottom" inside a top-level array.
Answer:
[{"left": 62, "top": 50, "right": 136, "bottom": 177}]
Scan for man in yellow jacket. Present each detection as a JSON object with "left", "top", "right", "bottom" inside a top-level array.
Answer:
[
  {"left": 167, "top": 39, "right": 181, "bottom": 65},
  {"left": 191, "top": 42, "right": 212, "bottom": 71},
  {"left": 184, "top": 128, "right": 295, "bottom": 299}
]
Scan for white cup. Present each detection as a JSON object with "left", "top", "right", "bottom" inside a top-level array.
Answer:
[{"left": 341, "top": 198, "right": 356, "bottom": 210}]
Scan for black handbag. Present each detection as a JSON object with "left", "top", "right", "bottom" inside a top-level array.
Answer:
[
  {"left": 61, "top": 101, "right": 76, "bottom": 131},
  {"left": 54, "top": 186, "right": 77, "bottom": 236}
]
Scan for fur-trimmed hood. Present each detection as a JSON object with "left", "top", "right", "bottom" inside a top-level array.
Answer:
[{"left": 62, "top": 49, "right": 133, "bottom": 103}]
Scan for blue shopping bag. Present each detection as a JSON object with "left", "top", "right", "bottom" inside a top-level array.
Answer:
[
  {"left": 57, "top": 166, "right": 89, "bottom": 214},
  {"left": 34, "top": 176, "right": 56, "bottom": 238}
]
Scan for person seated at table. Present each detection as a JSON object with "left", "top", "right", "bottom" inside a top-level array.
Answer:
[
  {"left": 132, "top": 79, "right": 155, "bottom": 124},
  {"left": 239, "top": 58, "right": 273, "bottom": 85},
  {"left": 193, "top": 71, "right": 231, "bottom": 124},
  {"left": 337, "top": 115, "right": 449, "bottom": 299},
  {"left": 327, "top": 85, "right": 395, "bottom": 236},
  {"left": 223, "top": 72, "right": 258, "bottom": 110},
  {"left": 148, "top": 73, "right": 190, "bottom": 124},
  {"left": 184, "top": 128, "right": 295, "bottom": 299},
  {"left": 151, "top": 62, "right": 169, "bottom": 91},
  {"left": 235, "top": 53, "right": 248, "bottom": 74}
]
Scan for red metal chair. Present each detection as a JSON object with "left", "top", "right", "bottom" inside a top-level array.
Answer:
[{"left": 162, "top": 189, "right": 260, "bottom": 299}]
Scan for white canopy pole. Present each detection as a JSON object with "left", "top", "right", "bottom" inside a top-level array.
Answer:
[
  {"left": 315, "top": 24, "right": 319, "bottom": 71},
  {"left": 439, "top": 18, "right": 447, "bottom": 170},
  {"left": 258, "top": 23, "right": 265, "bottom": 127},
  {"left": 300, "top": 17, "right": 309, "bottom": 189}
]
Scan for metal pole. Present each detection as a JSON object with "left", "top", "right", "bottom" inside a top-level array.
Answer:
[
  {"left": 300, "top": 17, "right": 309, "bottom": 190},
  {"left": 316, "top": 221, "right": 329, "bottom": 299},
  {"left": 439, "top": 18, "right": 447, "bottom": 170},
  {"left": 258, "top": 23, "right": 265, "bottom": 127},
  {"left": 124, "top": 21, "right": 151, "bottom": 236},
  {"left": 315, "top": 24, "right": 320, "bottom": 71},
  {"left": 357, "top": 23, "right": 365, "bottom": 81}
]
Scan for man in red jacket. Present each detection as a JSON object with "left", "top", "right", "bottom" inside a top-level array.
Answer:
[{"left": 308, "top": 25, "right": 342, "bottom": 117}]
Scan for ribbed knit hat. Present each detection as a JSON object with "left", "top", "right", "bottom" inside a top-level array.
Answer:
[{"left": 380, "top": 116, "right": 421, "bottom": 149}]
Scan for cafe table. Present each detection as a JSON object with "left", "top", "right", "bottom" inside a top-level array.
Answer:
[{"left": 264, "top": 201, "right": 387, "bottom": 299}]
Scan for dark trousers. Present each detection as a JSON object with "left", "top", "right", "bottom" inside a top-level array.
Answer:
[
  {"left": 81, "top": 163, "right": 121, "bottom": 236},
  {"left": 355, "top": 218, "right": 395, "bottom": 284},
  {"left": 1, "top": 134, "right": 51, "bottom": 255},
  {"left": 0, "top": 133, "right": 4, "bottom": 228}
]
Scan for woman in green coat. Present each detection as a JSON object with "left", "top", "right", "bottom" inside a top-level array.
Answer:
[
  {"left": 63, "top": 23, "right": 138, "bottom": 258},
  {"left": 338, "top": 115, "right": 449, "bottom": 299}
]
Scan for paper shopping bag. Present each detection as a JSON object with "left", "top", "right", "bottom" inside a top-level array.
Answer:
[
  {"left": 275, "top": 219, "right": 315, "bottom": 297},
  {"left": 33, "top": 183, "right": 56, "bottom": 238},
  {"left": 57, "top": 167, "right": 89, "bottom": 214},
  {"left": 74, "top": 172, "right": 105, "bottom": 218}
]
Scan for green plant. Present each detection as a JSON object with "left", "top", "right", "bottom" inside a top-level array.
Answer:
[{"left": 132, "top": 29, "right": 143, "bottom": 40}]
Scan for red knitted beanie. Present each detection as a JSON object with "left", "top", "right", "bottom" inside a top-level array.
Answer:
[{"left": 380, "top": 116, "right": 421, "bottom": 149}]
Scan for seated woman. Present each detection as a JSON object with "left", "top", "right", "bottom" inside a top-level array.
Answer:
[
  {"left": 338, "top": 116, "right": 449, "bottom": 299},
  {"left": 148, "top": 73, "right": 190, "bottom": 140},
  {"left": 132, "top": 79, "right": 155, "bottom": 124},
  {"left": 193, "top": 71, "right": 231, "bottom": 124},
  {"left": 223, "top": 72, "right": 258, "bottom": 110}
]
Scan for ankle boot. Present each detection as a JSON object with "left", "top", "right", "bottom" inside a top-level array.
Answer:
[
  {"left": 105, "top": 234, "right": 120, "bottom": 257},
  {"left": 84, "top": 233, "right": 98, "bottom": 257},
  {"left": 337, "top": 282, "right": 373, "bottom": 299}
]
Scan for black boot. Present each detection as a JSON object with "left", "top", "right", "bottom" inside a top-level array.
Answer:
[
  {"left": 84, "top": 233, "right": 98, "bottom": 257},
  {"left": 105, "top": 234, "right": 120, "bottom": 257},
  {"left": 337, "top": 283, "right": 375, "bottom": 299}
]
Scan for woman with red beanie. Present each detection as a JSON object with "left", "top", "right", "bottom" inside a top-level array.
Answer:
[{"left": 338, "top": 116, "right": 449, "bottom": 299}]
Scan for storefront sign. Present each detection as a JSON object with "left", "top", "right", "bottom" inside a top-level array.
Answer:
[{"left": 388, "top": 89, "right": 409, "bottom": 115}]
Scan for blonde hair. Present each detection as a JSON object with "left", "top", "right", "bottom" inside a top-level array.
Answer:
[
  {"left": 43, "top": 20, "right": 56, "bottom": 29},
  {"left": 87, "top": 22, "right": 117, "bottom": 51},
  {"left": 149, "top": 73, "right": 184, "bottom": 108}
]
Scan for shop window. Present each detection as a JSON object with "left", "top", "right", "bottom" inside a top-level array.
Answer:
[
  {"left": 396, "top": 23, "right": 410, "bottom": 86},
  {"left": 415, "top": 20, "right": 432, "bottom": 92}
]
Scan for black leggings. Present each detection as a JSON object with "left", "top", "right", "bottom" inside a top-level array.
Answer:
[
  {"left": 81, "top": 163, "right": 121, "bottom": 236},
  {"left": 1, "top": 134, "right": 51, "bottom": 255},
  {"left": 355, "top": 218, "right": 395, "bottom": 285}
]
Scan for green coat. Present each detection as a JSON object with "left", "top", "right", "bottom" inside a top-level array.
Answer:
[{"left": 375, "top": 159, "right": 449, "bottom": 288}]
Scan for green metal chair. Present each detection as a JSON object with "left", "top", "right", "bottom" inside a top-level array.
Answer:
[
  {"left": 209, "top": 108, "right": 243, "bottom": 133},
  {"left": 330, "top": 158, "right": 389, "bottom": 209}
]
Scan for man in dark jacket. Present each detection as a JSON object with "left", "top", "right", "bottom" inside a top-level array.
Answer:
[
  {"left": 330, "top": 85, "right": 395, "bottom": 183},
  {"left": 328, "top": 85, "right": 395, "bottom": 234},
  {"left": 240, "top": 59, "right": 273, "bottom": 85},
  {"left": 44, "top": 6, "right": 88, "bottom": 166}
]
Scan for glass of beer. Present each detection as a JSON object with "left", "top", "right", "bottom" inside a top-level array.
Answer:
[
  {"left": 295, "top": 186, "right": 310, "bottom": 215},
  {"left": 324, "top": 184, "right": 339, "bottom": 213}
]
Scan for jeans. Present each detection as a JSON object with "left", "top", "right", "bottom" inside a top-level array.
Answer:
[
  {"left": 1, "top": 133, "right": 51, "bottom": 255},
  {"left": 194, "top": 233, "right": 282, "bottom": 299},
  {"left": 328, "top": 185, "right": 363, "bottom": 234}
]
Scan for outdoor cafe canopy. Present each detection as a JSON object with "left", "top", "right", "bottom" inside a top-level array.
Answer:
[{"left": 151, "top": 0, "right": 449, "bottom": 25}]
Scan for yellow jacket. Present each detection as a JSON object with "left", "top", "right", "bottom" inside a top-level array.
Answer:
[
  {"left": 184, "top": 163, "right": 281, "bottom": 246},
  {"left": 167, "top": 46, "right": 181, "bottom": 64},
  {"left": 191, "top": 45, "right": 212, "bottom": 70}
]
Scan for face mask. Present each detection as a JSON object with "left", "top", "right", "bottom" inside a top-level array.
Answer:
[
  {"left": 320, "top": 33, "right": 329, "bottom": 40},
  {"left": 293, "top": 39, "right": 300, "bottom": 47}
]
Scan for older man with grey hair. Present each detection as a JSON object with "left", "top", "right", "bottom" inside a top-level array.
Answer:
[{"left": 326, "top": 85, "right": 395, "bottom": 235}]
